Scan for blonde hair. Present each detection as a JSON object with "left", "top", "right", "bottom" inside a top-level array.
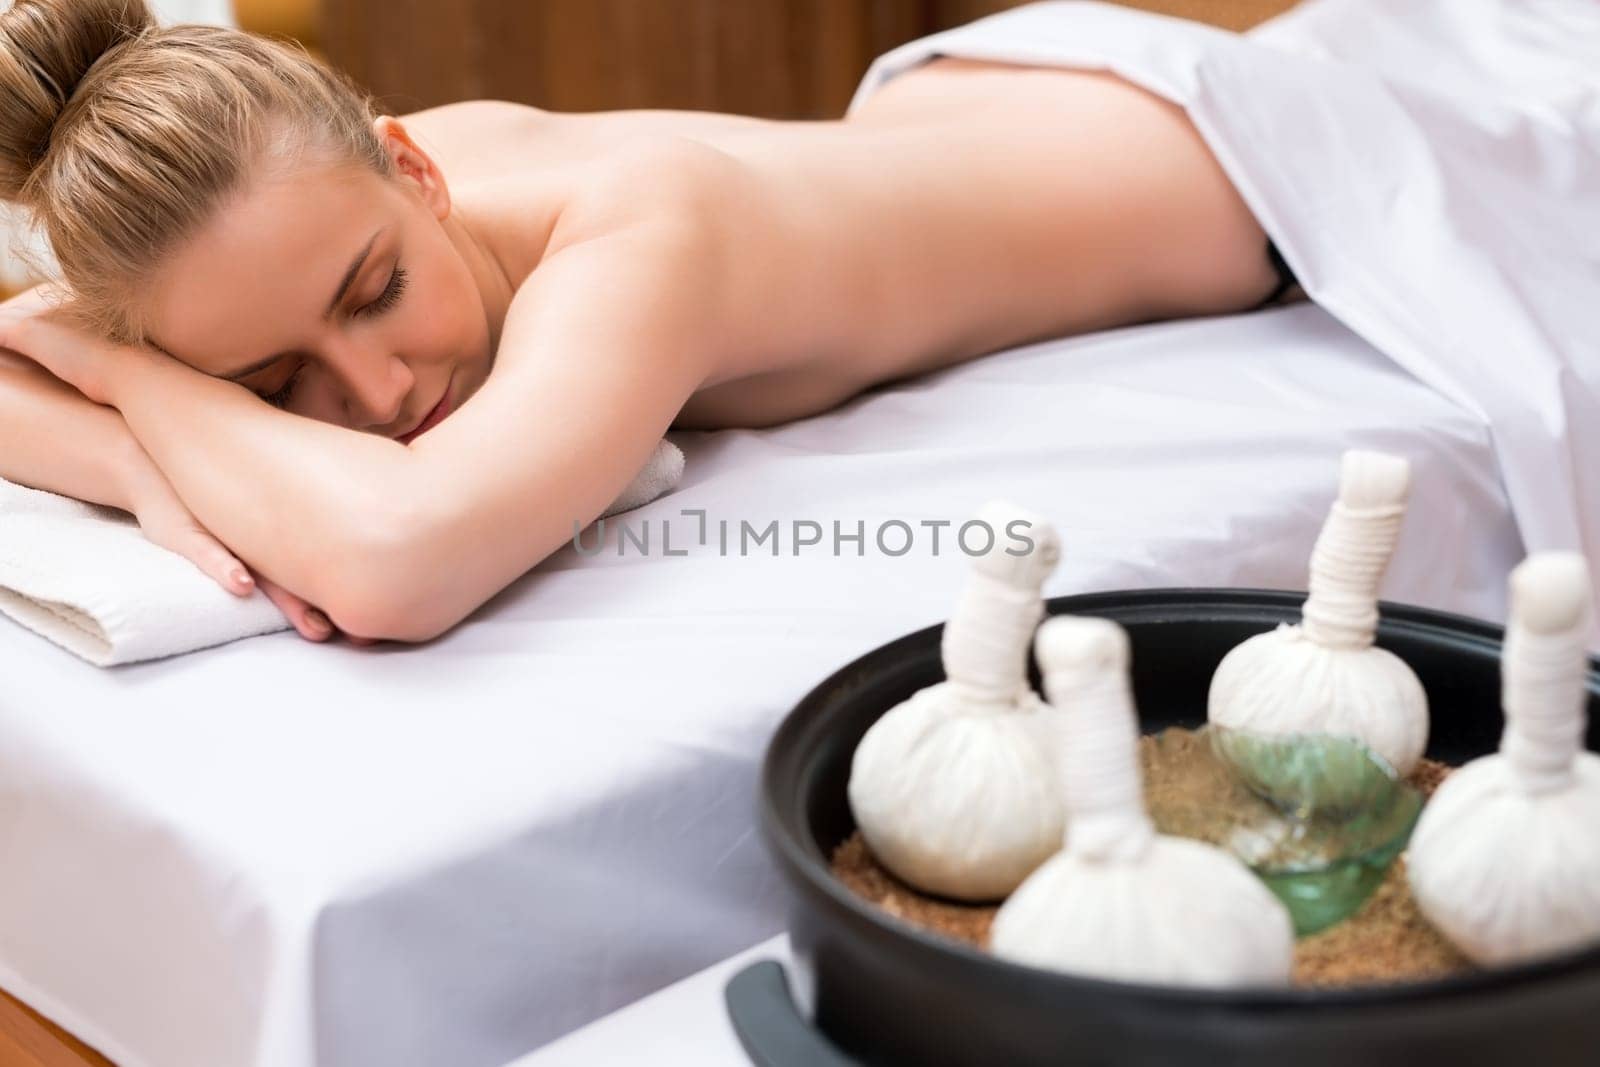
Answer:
[{"left": 0, "top": 0, "right": 390, "bottom": 340}]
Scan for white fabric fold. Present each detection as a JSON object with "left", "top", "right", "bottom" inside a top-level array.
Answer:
[{"left": 0, "top": 438, "right": 684, "bottom": 666}]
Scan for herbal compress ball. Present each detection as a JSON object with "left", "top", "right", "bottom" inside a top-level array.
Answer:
[
  {"left": 1209, "top": 449, "right": 1428, "bottom": 777},
  {"left": 847, "top": 500, "right": 1063, "bottom": 901},
  {"left": 990, "top": 616, "right": 1295, "bottom": 987},
  {"left": 1408, "top": 552, "right": 1600, "bottom": 966}
]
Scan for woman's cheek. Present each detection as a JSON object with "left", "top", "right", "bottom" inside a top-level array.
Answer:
[
  {"left": 425, "top": 293, "right": 469, "bottom": 358},
  {"left": 446, "top": 271, "right": 492, "bottom": 363}
]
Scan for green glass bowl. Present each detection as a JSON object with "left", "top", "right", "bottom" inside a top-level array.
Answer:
[{"left": 1144, "top": 725, "right": 1424, "bottom": 936}]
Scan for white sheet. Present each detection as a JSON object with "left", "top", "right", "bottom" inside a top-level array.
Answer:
[
  {"left": 0, "top": 305, "right": 1522, "bottom": 1067},
  {"left": 5, "top": 0, "right": 1585, "bottom": 1062}
]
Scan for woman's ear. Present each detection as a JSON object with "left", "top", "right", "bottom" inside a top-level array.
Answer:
[{"left": 373, "top": 116, "right": 451, "bottom": 221}]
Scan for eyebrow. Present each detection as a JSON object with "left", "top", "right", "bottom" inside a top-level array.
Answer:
[{"left": 219, "top": 228, "right": 383, "bottom": 382}]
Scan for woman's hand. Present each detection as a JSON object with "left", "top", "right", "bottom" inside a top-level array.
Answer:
[
  {"left": 256, "top": 571, "right": 381, "bottom": 645},
  {"left": 0, "top": 284, "right": 140, "bottom": 407},
  {"left": 252, "top": 568, "right": 378, "bottom": 645},
  {"left": 125, "top": 457, "right": 336, "bottom": 642},
  {"left": 0, "top": 286, "right": 378, "bottom": 645},
  {"left": 123, "top": 448, "right": 374, "bottom": 645}
]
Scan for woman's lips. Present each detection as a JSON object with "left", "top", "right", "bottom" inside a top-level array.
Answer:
[{"left": 397, "top": 379, "right": 452, "bottom": 444}]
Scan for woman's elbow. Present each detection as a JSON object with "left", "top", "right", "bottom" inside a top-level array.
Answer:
[
  {"left": 326, "top": 593, "right": 454, "bottom": 645},
  {"left": 321, "top": 515, "right": 458, "bottom": 644}
]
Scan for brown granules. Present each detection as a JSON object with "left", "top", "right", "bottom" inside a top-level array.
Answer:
[
  {"left": 1292, "top": 853, "right": 1471, "bottom": 985},
  {"left": 829, "top": 740, "right": 1473, "bottom": 988},
  {"left": 1292, "top": 760, "right": 1472, "bottom": 985},
  {"left": 832, "top": 831, "right": 1000, "bottom": 947},
  {"left": 1405, "top": 757, "right": 1452, "bottom": 800}
]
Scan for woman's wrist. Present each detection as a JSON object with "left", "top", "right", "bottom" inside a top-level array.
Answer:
[{"left": 113, "top": 430, "right": 168, "bottom": 517}]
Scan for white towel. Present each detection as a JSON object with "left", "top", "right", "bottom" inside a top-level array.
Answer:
[{"left": 0, "top": 438, "right": 685, "bottom": 666}]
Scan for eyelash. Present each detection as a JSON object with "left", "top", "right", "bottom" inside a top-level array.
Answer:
[
  {"left": 356, "top": 264, "right": 409, "bottom": 319},
  {"left": 262, "top": 364, "right": 304, "bottom": 410},
  {"left": 258, "top": 264, "right": 409, "bottom": 409}
]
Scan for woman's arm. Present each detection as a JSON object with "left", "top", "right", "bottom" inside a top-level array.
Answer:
[
  {"left": 372, "top": 221, "right": 713, "bottom": 639},
  {"left": 0, "top": 282, "right": 424, "bottom": 618},
  {"left": 0, "top": 336, "right": 269, "bottom": 599},
  {"left": 0, "top": 221, "right": 712, "bottom": 642},
  {"left": 1, "top": 314, "right": 355, "bottom": 639},
  {"left": 0, "top": 343, "right": 143, "bottom": 513}
]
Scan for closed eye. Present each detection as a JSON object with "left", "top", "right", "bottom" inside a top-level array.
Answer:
[
  {"left": 254, "top": 263, "right": 408, "bottom": 408},
  {"left": 260, "top": 362, "right": 305, "bottom": 410},
  {"left": 355, "top": 264, "right": 408, "bottom": 318}
]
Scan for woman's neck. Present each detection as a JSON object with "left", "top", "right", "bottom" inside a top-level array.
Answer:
[{"left": 442, "top": 202, "right": 519, "bottom": 359}]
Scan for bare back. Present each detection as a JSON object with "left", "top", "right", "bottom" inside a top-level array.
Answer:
[{"left": 404, "top": 59, "right": 1280, "bottom": 430}]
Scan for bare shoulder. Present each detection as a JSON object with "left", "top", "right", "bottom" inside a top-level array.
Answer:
[
  {"left": 498, "top": 138, "right": 752, "bottom": 339},
  {"left": 548, "top": 134, "right": 753, "bottom": 250}
]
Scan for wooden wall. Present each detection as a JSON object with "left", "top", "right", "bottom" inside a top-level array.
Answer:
[
  {"left": 321, "top": 0, "right": 1296, "bottom": 119},
  {"left": 324, "top": 0, "right": 924, "bottom": 119}
]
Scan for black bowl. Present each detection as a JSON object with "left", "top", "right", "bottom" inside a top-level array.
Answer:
[{"left": 730, "top": 588, "right": 1600, "bottom": 1067}]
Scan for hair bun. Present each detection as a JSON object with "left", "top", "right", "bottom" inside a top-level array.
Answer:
[{"left": 0, "top": 0, "right": 154, "bottom": 202}]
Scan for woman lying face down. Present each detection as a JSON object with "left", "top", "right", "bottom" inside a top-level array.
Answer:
[{"left": 0, "top": 0, "right": 1296, "bottom": 645}]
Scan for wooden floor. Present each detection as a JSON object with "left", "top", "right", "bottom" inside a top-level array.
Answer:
[{"left": 0, "top": 988, "right": 112, "bottom": 1067}]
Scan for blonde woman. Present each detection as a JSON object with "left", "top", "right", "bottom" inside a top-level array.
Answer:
[{"left": 0, "top": 0, "right": 1298, "bottom": 645}]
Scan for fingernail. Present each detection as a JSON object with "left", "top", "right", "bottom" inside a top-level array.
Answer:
[
  {"left": 306, "top": 609, "right": 332, "bottom": 635},
  {"left": 233, "top": 568, "right": 254, "bottom": 588}
]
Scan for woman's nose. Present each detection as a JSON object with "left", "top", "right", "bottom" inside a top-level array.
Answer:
[{"left": 324, "top": 339, "right": 415, "bottom": 430}]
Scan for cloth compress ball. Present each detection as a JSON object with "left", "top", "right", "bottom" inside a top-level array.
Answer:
[
  {"left": 1209, "top": 449, "right": 1428, "bottom": 776},
  {"left": 1408, "top": 553, "right": 1600, "bottom": 966},
  {"left": 848, "top": 501, "right": 1063, "bottom": 901},
  {"left": 990, "top": 616, "right": 1295, "bottom": 987}
]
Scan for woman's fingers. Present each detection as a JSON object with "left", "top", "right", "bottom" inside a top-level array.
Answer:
[
  {"left": 207, "top": 544, "right": 257, "bottom": 598},
  {"left": 127, "top": 460, "right": 255, "bottom": 597},
  {"left": 123, "top": 462, "right": 367, "bottom": 646},
  {"left": 250, "top": 574, "right": 378, "bottom": 645},
  {"left": 179, "top": 527, "right": 254, "bottom": 598},
  {"left": 139, "top": 512, "right": 255, "bottom": 598},
  {"left": 252, "top": 572, "right": 334, "bottom": 642}
]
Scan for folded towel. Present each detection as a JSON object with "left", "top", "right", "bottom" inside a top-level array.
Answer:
[{"left": 0, "top": 438, "right": 685, "bottom": 666}]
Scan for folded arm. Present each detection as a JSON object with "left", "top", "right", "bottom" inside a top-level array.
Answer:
[
  {"left": 0, "top": 218, "right": 710, "bottom": 641},
  {"left": 355, "top": 222, "right": 713, "bottom": 639},
  {"left": 0, "top": 292, "right": 366, "bottom": 640},
  {"left": 0, "top": 340, "right": 142, "bottom": 513}
]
